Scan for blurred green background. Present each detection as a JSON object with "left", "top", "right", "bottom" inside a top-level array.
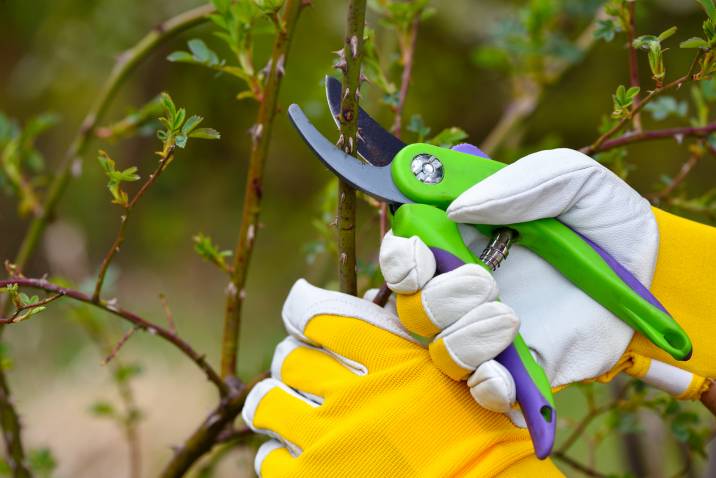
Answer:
[{"left": 1, "top": 0, "right": 715, "bottom": 476}]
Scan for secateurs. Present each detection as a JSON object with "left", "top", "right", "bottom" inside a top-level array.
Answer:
[{"left": 287, "top": 76, "right": 692, "bottom": 459}]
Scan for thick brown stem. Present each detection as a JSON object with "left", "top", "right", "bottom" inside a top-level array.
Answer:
[
  {"left": 0, "top": 370, "right": 31, "bottom": 477},
  {"left": 335, "top": 0, "right": 367, "bottom": 296},
  {"left": 221, "top": 0, "right": 306, "bottom": 379},
  {"left": 158, "top": 373, "right": 266, "bottom": 478}
]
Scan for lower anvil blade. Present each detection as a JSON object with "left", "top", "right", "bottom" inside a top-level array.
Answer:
[{"left": 288, "top": 104, "right": 411, "bottom": 205}]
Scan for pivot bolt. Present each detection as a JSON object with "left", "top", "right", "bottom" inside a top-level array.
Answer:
[{"left": 411, "top": 154, "right": 444, "bottom": 184}]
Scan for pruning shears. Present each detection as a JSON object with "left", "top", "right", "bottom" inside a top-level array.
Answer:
[{"left": 287, "top": 76, "right": 692, "bottom": 459}]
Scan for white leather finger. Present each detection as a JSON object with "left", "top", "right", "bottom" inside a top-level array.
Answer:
[
  {"left": 282, "top": 279, "right": 415, "bottom": 344},
  {"left": 420, "top": 264, "right": 499, "bottom": 330},
  {"left": 379, "top": 230, "right": 436, "bottom": 293},
  {"left": 446, "top": 148, "right": 657, "bottom": 284},
  {"left": 428, "top": 302, "right": 519, "bottom": 381},
  {"left": 467, "top": 360, "right": 516, "bottom": 413}
]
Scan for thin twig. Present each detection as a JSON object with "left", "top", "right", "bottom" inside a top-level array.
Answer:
[
  {"left": 0, "top": 278, "right": 227, "bottom": 395},
  {"left": 586, "top": 54, "right": 702, "bottom": 155},
  {"left": 0, "top": 292, "right": 64, "bottom": 324},
  {"left": 159, "top": 293, "right": 177, "bottom": 335},
  {"left": 12, "top": 4, "right": 214, "bottom": 273},
  {"left": 553, "top": 451, "right": 610, "bottom": 477},
  {"left": 220, "top": 0, "right": 307, "bottom": 379},
  {"left": 390, "top": 16, "right": 420, "bottom": 138},
  {"left": 379, "top": 12, "right": 422, "bottom": 238},
  {"left": 581, "top": 122, "right": 716, "bottom": 154},
  {"left": 102, "top": 325, "right": 140, "bottom": 365},
  {"left": 648, "top": 142, "right": 705, "bottom": 204},
  {"left": 626, "top": 1, "right": 642, "bottom": 131},
  {"left": 93, "top": 146, "right": 176, "bottom": 302}
]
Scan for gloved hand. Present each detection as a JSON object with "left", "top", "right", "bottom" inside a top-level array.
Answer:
[
  {"left": 241, "top": 280, "right": 564, "bottom": 477},
  {"left": 381, "top": 148, "right": 710, "bottom": 415}
]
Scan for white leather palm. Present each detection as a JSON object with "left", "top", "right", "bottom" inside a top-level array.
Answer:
[{"left": 381, "top": 148, "right": 659, "bottom": 412}]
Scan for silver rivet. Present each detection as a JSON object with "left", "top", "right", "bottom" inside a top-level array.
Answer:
[{"left": 411, "top": 154, "right": 444, "bottom": 184}]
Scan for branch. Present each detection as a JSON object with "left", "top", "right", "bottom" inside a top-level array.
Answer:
[
  {"left": 0, "top": 371, "right": 31, "bottom": 477},
  {"left": 390, "top": 16, "right": 420, "bottom": 138},
  {"left": 585, "top": 53, "right": 702, "bottom": 155},
  {"left": 335, "top": 0, "right": 368, "bottom": 296},
  {"left": 0, "top": 293, "right": 64, "bottom": 323},
  {"left": 648, "top": 142, "right": 705, "bottom": 204},
  {"left": 379, "top": 13, "right": 422, "bottom": 238},
  {"left": 581, "top": 122, "right": 716, "bottom": 154},
  {"left": 0, "top": 8, "right": 214, "bottom": 468},
  {"left": 158, "top": 372, "right": 267, "bottom": 478},
  {"left": 93, "top": 146, "right": 176, "bottom": 302},
  {"left": 221, "top": 0, "right": 307, "bottom": 379},
  {"left": 553, "top": 451, "right": 610, "bottom": 478},
  {"left": 626, "top": 1, "right": 642, "bottom": 131},
  {"left": 0, "top": 278, "right": 227, "bottom": 395},
  {"left": 480, "top": 7, "right": 605, "bottom": 155},
  {"left": 12, "top": 4, "right": 215, "bottom": 273}
]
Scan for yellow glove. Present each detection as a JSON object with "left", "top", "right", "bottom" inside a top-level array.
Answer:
[
  {"left": 241, "top": 280, "right": 564, "bottom": 477},
  {"left": 597, "top": 209, "right": 716, "bottom": 399}
]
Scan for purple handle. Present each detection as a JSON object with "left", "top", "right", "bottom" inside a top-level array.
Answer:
[{"left": 430, "top": 247, "right": 556, "bottom": 459}]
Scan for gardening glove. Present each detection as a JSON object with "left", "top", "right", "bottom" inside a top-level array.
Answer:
[
  {"left": 241, "top": 279, "right": 564, "bottom": 477},
  {"left": 381, "top": 147, "right": 716, "bottom": 416}
]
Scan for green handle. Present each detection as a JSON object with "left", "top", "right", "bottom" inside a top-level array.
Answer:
[{"left": 391, "top": 143, "right": 692, "bottom": 361}]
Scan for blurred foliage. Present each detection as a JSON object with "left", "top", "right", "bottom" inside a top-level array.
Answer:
[{"left": 1, "top": 0, "right": 716, "bottom": 476}]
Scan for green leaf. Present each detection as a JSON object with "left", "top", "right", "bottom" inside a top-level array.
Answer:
[
  {"left": 657, "top": 26, "right": 677, "bottom": 42},
  {"left": 680, "top": 37, "right": 710, "bottom": 49},
  {"left": 89, "top": 400, "right": 116, "bottom": 417},
  {"left": 427, "top": 127, "right": 468, "bottom": 148},
  {"left": 698, "top": 0, "right": 716, "bottom": 22},
  {"left": 189, "top": 128, "right": 221, "bottom": 140},
  {"left": 594, "top": 19, "right": 618, "bottom": 42},
  {"left": 160, "top": 93, "right": 176, "bottom": 119},
  {"left": 114, "top": 363, "right": 143, "bottom": 383},
  {"left": 175, "top": 134, "right": 188, "bottom": 149},
  {"left": 187, "top": 39, "right": 220, "bottom": 66},
  {"left": 181, "top": 115, "right": 204, "bottom": 135},
  {"left": 193, "top": 233, "right": 232, "bottom": 270},
  {"left": 28, "top": 448, "right": 56, "bottom": 478},
  {"left": 644, "top": 96, "right": 688, "bottom": 121},
  {"left": 406, "top": 114, "right": 431, "bottom": 141},
  {"left": 166, "top": 51, "right": 196, "bottom": 63}
]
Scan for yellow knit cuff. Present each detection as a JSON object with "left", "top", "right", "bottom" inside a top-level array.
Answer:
[
  {"left": 677, "top": 375, "right": 710, "bottom": 401},
  {"left": 396, "top": 292, "right": 441, "bottom": 337},
  {"left": 595, "top": 351, "right": 651, "bottom": 384}
]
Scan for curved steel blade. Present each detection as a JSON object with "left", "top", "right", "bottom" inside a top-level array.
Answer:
[
  {"left": 325, "top": 76, "right": 406, "bottom": 167},
  {"left": 288, "top": 104, "right": 411, "bottom": 205}
]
